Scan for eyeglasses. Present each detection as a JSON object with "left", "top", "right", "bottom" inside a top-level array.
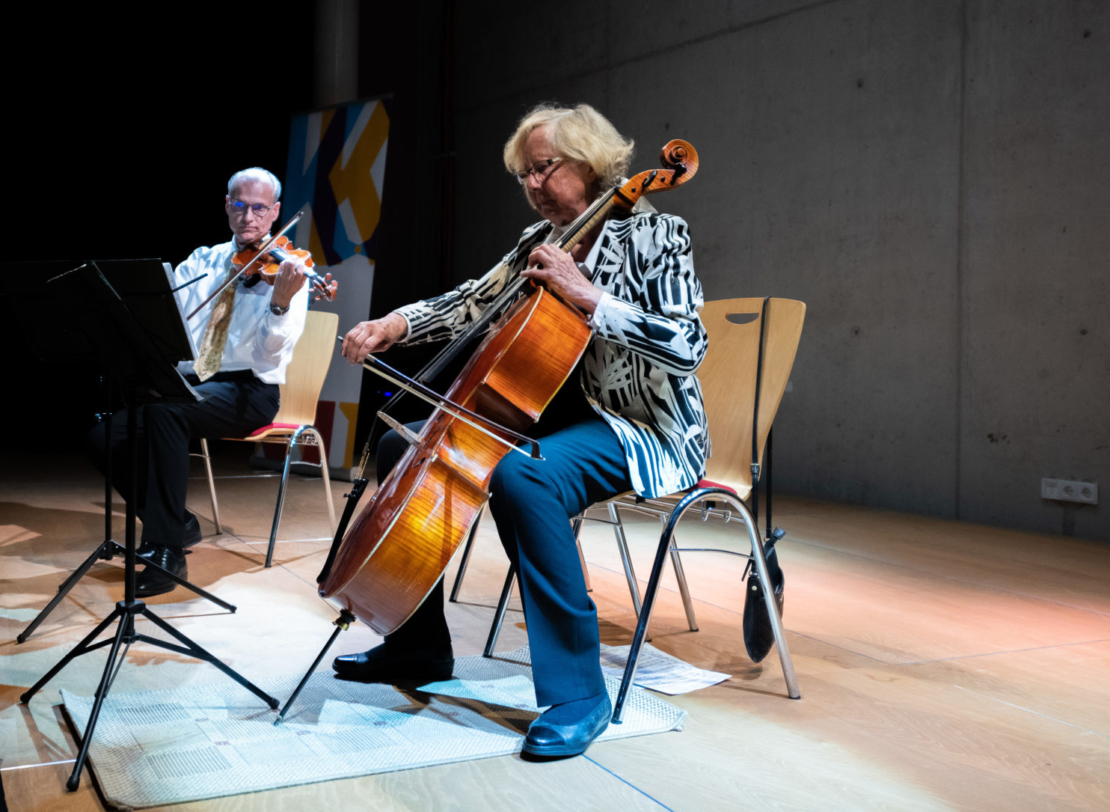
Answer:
[
  {"left": 514, "top": 157, "right": 565, "bottom": 185},
  {"left": 229, "top": 199, "right": 275, "bottom": 217}
]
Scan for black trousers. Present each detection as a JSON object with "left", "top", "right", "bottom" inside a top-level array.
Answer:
[{"left": 86, "top": 372, "right": 280, "bottom": 549}]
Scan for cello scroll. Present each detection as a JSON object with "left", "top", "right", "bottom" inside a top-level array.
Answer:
[{"left": 612, "top": 139, "right": 699, "bottom": 210}]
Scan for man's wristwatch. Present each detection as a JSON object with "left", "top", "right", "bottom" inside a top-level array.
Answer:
[{"left": 270, "top": 302, "right": 290, "bottom": 316}]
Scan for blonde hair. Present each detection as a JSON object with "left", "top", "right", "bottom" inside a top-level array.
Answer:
[{"left": 503, "top": 103, "right": 634, "bottom": 191}]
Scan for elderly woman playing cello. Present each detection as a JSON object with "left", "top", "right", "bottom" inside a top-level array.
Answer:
[{"left": 338, "top": 103, "right": 709, "bottom": 758}]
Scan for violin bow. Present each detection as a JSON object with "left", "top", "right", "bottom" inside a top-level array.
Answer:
[
  {"left": 186, "top": 211, "right": 304, "bottom": 321},
  {"left": 355, "top": 349, "right": 543, "bottom": 460}
]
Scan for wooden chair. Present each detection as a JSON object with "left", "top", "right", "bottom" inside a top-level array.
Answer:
[
  {"left": 480, "top": 297, "right": 806, "bottom": 718},
  {"left": 604, "top": 297, "right": 805, "bottom": 720},
  {"left": 195, "top": 310, "right": 339, "bottom": 567}
]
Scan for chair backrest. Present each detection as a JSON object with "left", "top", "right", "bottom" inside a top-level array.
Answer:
[
  {"left": 272, "top": 310, "right": 340, "bottom": 427},
  {"left": 698, "top": 298, "right": 806, "bottom": 501}
]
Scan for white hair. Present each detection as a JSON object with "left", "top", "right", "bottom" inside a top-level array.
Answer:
[{"left": 227, "top": 167, "right": 282, "bottom": 201}]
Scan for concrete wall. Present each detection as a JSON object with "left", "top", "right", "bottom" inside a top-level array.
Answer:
[{"left": 447, "top": 0, "right": 1109, "bottom": 542}]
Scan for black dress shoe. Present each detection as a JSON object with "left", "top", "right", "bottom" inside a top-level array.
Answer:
[
  {"left": 332, "top": 643, "right": 454, "bottom": 685},
  {"left": 523, "top": 693, "right": 612, "bottom": 758},
  {"left": 135, "top": 546, "right": 188, "bottom": 597},
  {"left": 138, "top": 514, "right": 203, "bottom": 559}
]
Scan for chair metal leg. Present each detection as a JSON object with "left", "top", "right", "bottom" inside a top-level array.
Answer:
[
  {"left": 573, "top": 516, "right": 593, "bottom": 592},
  {"left": 265, "top": 438, "right": 295, "bottom": 569},
  {"left": 303, "top": 427, "right": 337, "bottom": 533},
  {"left": 612, "top": 489, "right": 800, "bottom": 724},
  {"left": 607, "top": 503, "right": 643, "bottom": 617},
  {"left": 611, "top": 512, "right": 672, "bottom": 724},
  {"left": 449, "top": 516, "right": 482, "bottom": 603},
  {"left": 663, "top": 519, "right": 699, "bottom": 632},
  {"left": 265, "top": 426, "right": 336, "bottom": 569},
  {"left": 198, "top": 438, "right": 222, "bottom": 534},
  {"left": 484, "top": 566, "right": 517, "bottom": 657},
  {"left": 745, "top": 500, "right": 800, "bottom": 701}
]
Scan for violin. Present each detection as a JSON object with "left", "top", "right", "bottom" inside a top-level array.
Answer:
[
  {"left": 186, "top": 211, "right": 339, "bottom": 321},
  {"left": 232, "top": 235, "right": 338, "bottom": 302}
]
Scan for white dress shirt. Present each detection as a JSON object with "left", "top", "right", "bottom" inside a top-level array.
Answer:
[{"left": 172, "top": 238, "right": 309, "bottom": 384}]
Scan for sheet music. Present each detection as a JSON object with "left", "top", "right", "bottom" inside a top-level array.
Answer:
[
  {"left": 599, "top": 643, "right": 730, "bottom": 695},
  {"left": 164, "top": 262, "right": 199, "bottom": 361}
]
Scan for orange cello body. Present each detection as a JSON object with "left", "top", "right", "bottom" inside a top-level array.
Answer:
[
  {"left": 319, "top": 285, "right": 591, "bottom": 634},
  {"left": 318, "top": 139, "right": 700, "bottom": 636}
]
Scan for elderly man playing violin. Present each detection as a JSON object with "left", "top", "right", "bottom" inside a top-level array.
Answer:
[
  {"left": 88, "top": 167, "right": 310, "bottom": 597},
  {"left": 338, "top": 104, "right": 709, "bottom": 758}
]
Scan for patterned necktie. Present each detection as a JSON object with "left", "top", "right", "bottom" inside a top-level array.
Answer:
[{"left": 193, "top": 264, "right": 239, "bottom": 382}]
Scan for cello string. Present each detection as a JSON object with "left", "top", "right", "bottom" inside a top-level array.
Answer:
[
  {"left": 355, "top": 184, "right": 623, "bottom": 473},
  {"left": 411, "top": 186, "right": 618, "bottom": 386},
  {"left": 359, "top": 355, "right": 541, "bottom": 460}
]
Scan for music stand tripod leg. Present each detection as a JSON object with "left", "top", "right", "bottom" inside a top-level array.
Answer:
[
  {"left": 17, "top": 541, "right": 116, "bottom": 644},
  {"left": 19, "top": 605, "right": 126, "bottom": 704},
  {"left": 17, "top": 404, "right": 120, "bottom": 643},
  {"left": 137, "top": 608, "right": 279, "bottom": 709},
  {"left": 64, "top": 603, "right": 135, "bottom": 792},
  {"left": 107, "top": 541, "right": 238, "bottom": 612}
]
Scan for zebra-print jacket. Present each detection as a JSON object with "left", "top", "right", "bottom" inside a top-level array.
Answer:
[{"left": 396, "top": 212, "right": 709, "bottom": 498}]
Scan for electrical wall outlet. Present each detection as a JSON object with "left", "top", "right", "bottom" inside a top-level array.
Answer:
[{"left": 1041, "top": 478, "right": 1098, "bottom": 505}]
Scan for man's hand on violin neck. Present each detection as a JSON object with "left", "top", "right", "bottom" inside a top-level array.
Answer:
[
  {"left": 342, "top": 313, "right": 408, "bottom": 364},
  {"left": 270, "top": 259, "right": 310, "bottom": 308},
  {"left": 522, "top": 243, "right": 602, "bottom": 315}
]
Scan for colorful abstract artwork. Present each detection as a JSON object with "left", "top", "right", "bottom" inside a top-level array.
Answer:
[{"left": 283, "top": 98, "right": 390, "bottom": 470}]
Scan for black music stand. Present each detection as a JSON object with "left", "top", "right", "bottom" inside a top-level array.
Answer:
[
  {"left": 15, "top": 261, "right": 278, "bottom": 793},
  {"left": 5, "top": 259, "right": 235, "bottom": 643}
]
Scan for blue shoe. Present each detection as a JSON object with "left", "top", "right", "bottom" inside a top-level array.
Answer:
[{"left": 523, "top": 693, "right": 612, "bottom": 758}]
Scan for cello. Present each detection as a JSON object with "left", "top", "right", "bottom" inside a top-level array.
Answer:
[
  {"left": 276, "top": 140, "right": 699, "bottom": 722},
  {"left": 319, "top": 139, "right": 699, "bottom": 633}
]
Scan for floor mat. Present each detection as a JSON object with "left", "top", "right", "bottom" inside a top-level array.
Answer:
[{"left": 61, "top": 646, "right": 686, "bottom": 809}]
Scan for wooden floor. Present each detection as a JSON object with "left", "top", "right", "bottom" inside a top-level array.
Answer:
[{"left": 2, "top": 448, "right": 1109, "bottom": 811}]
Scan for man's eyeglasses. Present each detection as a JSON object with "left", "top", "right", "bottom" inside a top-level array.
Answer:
[
  {"left": 229, "top": 199, "right": 275, "bottom": 217},
  {"left": 515, "top": 157, "right": 565, "bottom": 185}
]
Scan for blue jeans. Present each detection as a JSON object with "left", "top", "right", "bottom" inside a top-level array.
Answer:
[{"left": 377, "top": 409, "right": 632, "bottom": 707}]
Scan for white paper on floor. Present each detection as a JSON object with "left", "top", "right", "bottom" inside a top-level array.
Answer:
[
  {"left": 599, "top": 643, "right": 730, "bottom": 695},
  {"left": 60, "top": 646, "right": 686, "bottom": 810}
]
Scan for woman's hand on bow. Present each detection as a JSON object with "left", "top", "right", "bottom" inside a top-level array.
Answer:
[{"left": 342, "top": 312, "right": 408, "bottom": 364}]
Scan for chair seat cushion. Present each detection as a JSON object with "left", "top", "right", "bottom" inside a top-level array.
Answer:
[
  {"left": 691, "top": 478, "right": 738, "bottom": 496},
  {"left": 240, "top": 423, "right": 301, "bottom": 440}
]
